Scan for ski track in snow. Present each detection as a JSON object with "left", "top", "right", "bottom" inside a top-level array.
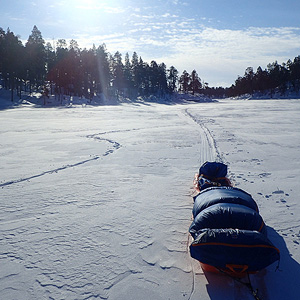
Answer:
[
  {"left": 0, "top": 156, "right": 100, "bottom": 188},
  {"left": 184, "top": 108, "right": 222, "bottom": 164},
  {"left": 0, "top": 132, "right": 123, "bottom": 188},
  {"left": 184, "top": 108, "right": 270, "bottom": 300},
  {"left": 182, "top": 108, "right": 252, "bottom": 300},
  {"left": 0, "top": 125, "right": 176, "bottom": 188},
  {"left": 182, "top": 108, "right": 223, "bottom": 300}
]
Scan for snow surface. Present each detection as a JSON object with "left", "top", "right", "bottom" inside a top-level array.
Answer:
[{"left": 0, "top": 97, "right": 300, "bottom": 300}]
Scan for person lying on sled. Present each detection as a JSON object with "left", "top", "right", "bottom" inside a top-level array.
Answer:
[{"left": 194, "top": 161, "right": 232, "bottom": 193}]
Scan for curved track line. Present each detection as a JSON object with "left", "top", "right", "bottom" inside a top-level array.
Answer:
[
  {"left": 0, "top": 125, "right": 176, "bottom": 188},
  {"left": 0, "top": 135, "right": 121, "bottom": 188},
  {"left": 0, "top": 157, "right": 100, "bottom": 188},
  {"left": 86, "top": 134, "right": 122, "bottom": 156}
]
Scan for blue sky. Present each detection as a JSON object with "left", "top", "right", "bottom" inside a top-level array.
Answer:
[{"left": 2, "top": 0, "right": 300, "bottom": 87}]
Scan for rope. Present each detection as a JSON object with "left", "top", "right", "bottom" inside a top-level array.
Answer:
[
  {"left": 246, "top": 272, "right": 261, "bottom": 300},
  {"left": 186, "top": 234, "right": 196, "bottom": 300},
  {"left": 217, "top": 268, "right": 263, "bottom": 300}
]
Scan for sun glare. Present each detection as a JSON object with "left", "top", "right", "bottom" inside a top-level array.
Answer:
[
  {"left": 58, "top": 0, "right": 105, "bottom": 28},
  {"left": 60, "top": 0, "right": 124, "bottom": 24},
  {"left": 71, "top": 0, "right": 119, "bottom": 11},
  {"left": 53, "top": 0, "right": 127, "bottom": 48},
  {"left": 74, "top": 0, "right": 99, "bottom": 10}
]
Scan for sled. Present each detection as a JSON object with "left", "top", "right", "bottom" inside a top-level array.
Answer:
[
  {"left": 189, "top": 162, "right": 280, "bottom": 279},
  {"left": 190, "top": 228, "right": 280, "bottom": 277},
  {"left": 199, "top": 262, "right": 255, "bottom": 278}
]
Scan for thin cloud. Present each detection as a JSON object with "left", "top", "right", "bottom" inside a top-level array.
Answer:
[
  {"left": 104, "top": 6, "right": 126, "bottom": 14},
  {"left": 47, "top": 1, "right": 300, "bottom": 86},
  {"left": 66, "top": 8, "right": 300, "bottom": 86},
  {"left": 133, "top": 25, "right": 300, "bottom": 86}
]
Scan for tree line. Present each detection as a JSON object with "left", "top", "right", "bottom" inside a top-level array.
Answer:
[
  {"left": 1, "top": 26, "right": 300, "bottom": 101},
  {"left": 204, "top": 57, "right": 300, "bottom": 98},
  {"left": 0, "top": 26, "right": 209, "bottom": 102},
  {"left": 225, "top": 58, "right": 300, "bottom": 98}
]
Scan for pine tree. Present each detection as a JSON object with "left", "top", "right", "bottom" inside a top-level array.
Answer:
[
  {"left": 157, "top": 63, "right": 168, "bottom": 95},
  {"left": 124, "top": 52, "right": 133, "bottom": 97},
  {"left": 179, "top": 70, "right": 190, "bottom": 93},
  {"left": 111, "top": 51, "right": 124, "bottom": 96},
  {"left": 167, "top": 66, "right": 178, "bottom": 93},
  {"left": 1, "top": 28, "right": 25, "bottom": 100},
  {"left": 66, "top": 39, "right": 81, "bottom": 96},
  {"left": 149, "top": 60, "right": 159, "bottom": 94},
  {"left": 51, "top": 39, "right": 69, "bottom": 95},
  {"left": 0, "top": 27, "right": 5, "bottom": 74},
  {"left": 25, "top": 25, "right": 46, "bottom": 92},
  {"left": 253, "top": 66, "right": 267, "bottom": 93},
  {"left": 289, "top": 56, "right": 300, "bottom": 92},
  {"left": 96, "top": 44, "right": 110, "bottom": 97},
  {"left": 190, "top": 70, "right": 202, "bottom": 95},
  {"left": 80, "top": 48, "right": 97, "bottom": 99},
  {"left": 137, "top": 57, "right": 148, "bottom": 96},
  {"left": 131, "top": 51, "right": 139, "bottom": 91}
]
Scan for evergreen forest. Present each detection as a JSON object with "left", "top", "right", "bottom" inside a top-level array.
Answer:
[{"left": 1, "top": 26, "right": 300, "bottom": 102}]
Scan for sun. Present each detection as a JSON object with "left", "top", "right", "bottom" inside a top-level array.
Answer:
[
  {"left": 71, "top": 0, "right": 111, "bottom": 11},
  {"left": 52, "top": 0, "right": 127, "bottom": 49},
  {"left": 58, "top": 0, "right": 107, "bottom": 27}
]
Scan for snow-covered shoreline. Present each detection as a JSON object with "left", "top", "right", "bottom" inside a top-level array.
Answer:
[{"left": 0, "top": 98, "right": 299, "bottom": 299}]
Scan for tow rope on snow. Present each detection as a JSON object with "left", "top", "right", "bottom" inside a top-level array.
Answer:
[{"left": 217, "top": 268, "right": 262, "bottom": 300}]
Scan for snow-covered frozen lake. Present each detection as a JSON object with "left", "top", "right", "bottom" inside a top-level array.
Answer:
[{"left": 1, "top": 99, "right": 299, "bottom": 299}]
